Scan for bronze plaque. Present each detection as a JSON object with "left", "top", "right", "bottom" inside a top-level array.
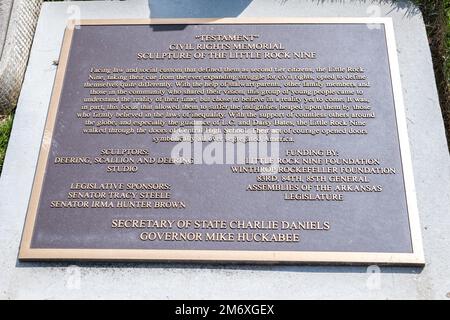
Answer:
[{"left": 19, "top": 18, "right": 424, "bottom": 265}]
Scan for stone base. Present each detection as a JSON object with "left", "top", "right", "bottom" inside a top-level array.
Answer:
[{"left": 0, "top": 0, "right": 449, "bottom": 299}]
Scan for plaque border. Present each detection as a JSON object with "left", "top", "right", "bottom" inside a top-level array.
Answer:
[{"left": 18, "top": 18, "right": 425, "bottom": 265}]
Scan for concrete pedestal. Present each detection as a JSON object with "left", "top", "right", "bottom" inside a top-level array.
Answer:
[
  {"left": 0, "top": 0, "right": 13, "bottom": 56},
  {"left": 0, "top": 0, "right": 449, "bottom": 299}
]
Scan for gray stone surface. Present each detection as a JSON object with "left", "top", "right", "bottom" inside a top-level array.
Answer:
[
  {"left": 0, "top": 0, "right": 449, "bottom": 299},
  {"left": 0, "top": 0, "right": 43, "bottom": 112},
  {"left": 0, "top": 0, "right": 13, "bottom": 57}
]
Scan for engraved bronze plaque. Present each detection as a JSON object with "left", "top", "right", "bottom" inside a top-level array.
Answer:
[{"left": 19, "top": 18, "right": 424, "bottom": 265}]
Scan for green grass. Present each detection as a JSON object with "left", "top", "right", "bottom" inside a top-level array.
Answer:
[
  {"left": 446, "top": 1, "right": 450, "bottom": 75},
  {"left": 0, "top": 114, "right": 13, "bottom": 174},
  {"left": 444, "top": 0, "right": 450, "bottom": 78}
]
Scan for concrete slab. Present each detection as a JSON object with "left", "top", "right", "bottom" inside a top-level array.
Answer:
[{"left": 0, "top": 0, "right": 449, "bottom": 299}]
